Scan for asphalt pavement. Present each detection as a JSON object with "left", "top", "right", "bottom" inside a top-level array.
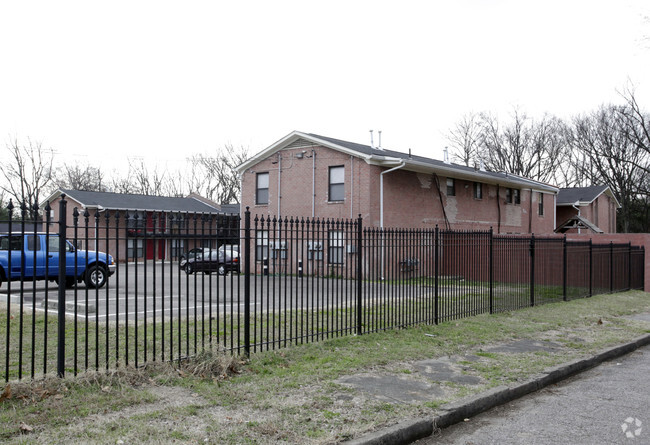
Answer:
[
  {"left": 415, "top": 344, "right": 649, "bottom": 445},
  {"left": 345, "top": 316, "right": 650, "bottom": 445}
]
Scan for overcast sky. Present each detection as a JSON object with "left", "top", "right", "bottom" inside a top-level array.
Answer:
[{"left": 1, "top": 0, "right": 649, "bottom": 174}]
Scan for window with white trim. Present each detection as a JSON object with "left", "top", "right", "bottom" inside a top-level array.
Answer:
[
  {"left": 256, "top": 172, "right": 269, "bottom": 205},
  {"left": 328, "top": 231, "right": 344, "bottom": 264},
  {"left": 128, "top": 239, "right": 144, "bottom": 258},
  {"left": 446, "top": 178, "right": 455, "bottom": 196},
  {"left": 256, "top": 230, "right": 269, "bottom": 260},
  {"left": 329, "top": 166, "right": 345, "bottom": 202}
]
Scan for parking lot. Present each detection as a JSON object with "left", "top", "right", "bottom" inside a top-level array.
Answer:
[{"left": 0, "top": 261, "right": 380, "bottom": 322}]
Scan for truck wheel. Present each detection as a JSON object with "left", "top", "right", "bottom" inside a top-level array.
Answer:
[
  {"left": 85, "top": 265, "right": 107, "bottom": 289},
  {"left": 218, "top": 265, "right": 226, "bottom": 276},
  {"left": 185, "top": 263, "right": 194, "bottom": 275}
]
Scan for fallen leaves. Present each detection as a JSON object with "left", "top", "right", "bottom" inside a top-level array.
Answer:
[{"left": 0, "top": 384, "right": 11, "bottom": 402}]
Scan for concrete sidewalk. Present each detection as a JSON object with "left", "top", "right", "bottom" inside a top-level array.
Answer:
[{"left": 344, "top": 314, "right": 650, "bottom": 445}]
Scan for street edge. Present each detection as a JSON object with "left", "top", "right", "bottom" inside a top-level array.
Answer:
[{"left": 345, "top": 333, "right": 650, "bottom": 445}]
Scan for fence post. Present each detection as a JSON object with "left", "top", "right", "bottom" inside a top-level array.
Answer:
[
  {"left": 356, "top": 215, "right": 363, "bottom": 335},
  {"left": 563, "top": 235, "right": 567, "bottom": 301},
  {"left": 530, "top": 233, "right": 535, "bottom": 307},
  {"left": 57, "top": 195, "right": 67, "bottom": 377},
  {"left": 589, "top": 238, "right": 594, "bottom": 297},
  {"left": 243, "top": 207, "right": 251, "bottom": 357},
  {"left": 609, "top": 241, "right": 614, "bottom": 294},
  {"left": 628, "top": 242, "right": 632, "bottom": 291},
  {"left": 489, "top": 227, "right": 493, "bottom": 314},
  {"left": 4, "top": 200, "right": 14, "bottom": 382},
  {"left": 434, "top": 226, "right": 439, "bottom": 324},
  {"left": 641, "top": 245, "right": 645, "bottom": 292}
]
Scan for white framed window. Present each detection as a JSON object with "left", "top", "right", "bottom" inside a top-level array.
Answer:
[
  {"left": 271, "top": 240, "right": 287, "bottom": 260},
  {"left": 329, "top": 166, "right": 345, "bottom": 202},
  {"left": 256, "top": 230, "right": 269, "bottom": 260},
  {"left": 256, "top": 172, "right": 269, "bottom": 205},
  {"left": 170, "top": 239, "right": 184, "bottom": 259},
  {"left": 128, "top": 239, "right": 144, "bottom": 258},
  {"left": 446, "top": 178, "right": 455, "bottom": 196},
  {"left": 328, "top": 231, "right": 344, "bottom": 264},
  {"left": 307, "top": 241, "right": 323, "bottom": 260}
]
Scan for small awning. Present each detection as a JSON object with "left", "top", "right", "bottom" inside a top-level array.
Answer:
[{"left": 554, "top": 215, "right": 604, "bottom": 234}]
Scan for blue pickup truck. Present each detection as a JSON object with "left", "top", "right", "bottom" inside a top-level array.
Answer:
[{"left": 0, "top": 233, "right": 116, "bottom": 289}]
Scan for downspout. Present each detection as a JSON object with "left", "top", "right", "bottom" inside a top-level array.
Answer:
[
  {"left": 312, "top": 150, "right": 316, "bottom": 218},
  {"left": 528, "top": 189, "right": 533, "bottom": 233},
  {"left": 380, "top": 161, "right": 406, "bottom": 281},
  {"left": 277, "top": 153, "right": 282, "bottom": 217},
  {"left": 380, "top": 161, "right": 406, "bottom": 228},
  {"left": 350, "top": 156, "right": 354, "bottom": 219},
  {"left": 496, "top": 184, "right": 501, "bottom": 234},
  {"left": 553, "top": 194, "right": 557, "bottom": 232}
]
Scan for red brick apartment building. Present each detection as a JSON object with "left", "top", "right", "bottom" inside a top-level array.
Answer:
[
  {"left": 43, "top": 189, "right": 227, "bottom": 262},
  {"left": 237, "top": 131, "right": 559, "bottom": 233},
  {"left": 555, "top": 185, "right": 619, "bottom": 234}
]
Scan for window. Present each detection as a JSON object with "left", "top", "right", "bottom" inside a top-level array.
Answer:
[
  {"left": 256, "top": 230, "right": 269, "bottom": 260},
  {"left": 308, "top": 241, "right": 323, "bottom": 260},
  {"left": 473, "top": 182, "right": 482, "bottom": 199},
  {"left": 171, "top": 239, "right": 184, "bottom": 260},
  {"left": 446, "top": 178, "right": 455, "bottom": 196},
  {"left": 271, "top": 240, "right": 287, "bottom": 260},
  {"left": 328, "top": 231, "right": 344, "bottom": 264},
  {"left": 127, "top": 211, "right": 146, "bottom": 235},
  {"left": 256, "top": 172, "right": 269, "bottom": 205},
  {"left": 505, "top": 188, "right": 520, "bottom": 204},
  {"left": 27, "top": 236, "right": 40, "bottom": 251},
  {"left": 127, "top": 239, "right": 144, "bottom": 258},
  {"left": 328, "top": 166, "right": 345, "bottom": 202},
  {"left": 0, "top": 236, "right": 22, "bottom": 251},
  {"left": 538, "top": 192, "right": 544, "bottom": 216}
]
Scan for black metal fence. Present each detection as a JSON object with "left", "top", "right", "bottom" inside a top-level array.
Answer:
[{"left": 1, "top": 197, "right": 645, "bottom": 381}]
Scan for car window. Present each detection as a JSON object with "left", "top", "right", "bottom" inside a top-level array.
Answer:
[
  {"left": 48, "top": 236, "right": 59, "bottom": 252},
  {"left": 27, "top": 236, "right": 40, "bottom": 251},
  {"left": 0, "top": 236, "right": 23, "bottom": 251}
]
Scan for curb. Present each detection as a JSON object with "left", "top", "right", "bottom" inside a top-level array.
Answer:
[{"left": 345, "top": 334, "right": 650, "bottom": 445}]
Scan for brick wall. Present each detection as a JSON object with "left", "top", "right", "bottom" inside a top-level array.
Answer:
[{"left": 241, "top": 145, "right": 556, "bottom": 234}]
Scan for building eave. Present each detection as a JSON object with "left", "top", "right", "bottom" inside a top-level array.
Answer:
[
  {"left": 367, "top": 156, "right": 559, "bottom": 193},
  {"left": 235, "top": 131, "right": 373, "bottom": 174}
]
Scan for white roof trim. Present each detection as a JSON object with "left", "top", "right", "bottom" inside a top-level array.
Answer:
[
  {"left": 557, "top": 186, "right": 621, "bottom": 209},
  {"left": 235, "top": 131, "right": 373, "bottom": 173},
  {"left": 236, "top": 130, "right": 558, "bottom": 194}
]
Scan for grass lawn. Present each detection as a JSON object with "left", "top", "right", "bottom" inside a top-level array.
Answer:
[{"left": 1, "top": 290, "right": 650, "bottom": 444}]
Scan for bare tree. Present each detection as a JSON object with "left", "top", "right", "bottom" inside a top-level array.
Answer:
[
  {"left": 188, "top": 144, "right": 249, "bottom": 204},
  {"left": 0, "top": 137, "right": 54, "bottom": 220},
  {"left": 460, "top": 109, "right": 570, "bottom": 185},
  {"left": 568, "top": 105, "right": 649, "bottom": 232},
  {"left": 115, "top": 159, "right": 174, "bottom": 196},
  {"left": 617, "top": 85, "right": 650, "bottom": 172},
  {"left": 55, "top": 164, "right": 107, "bottom": 192},
  {"left": 447, "top": 113, "right": 481, "bottom": 166}
]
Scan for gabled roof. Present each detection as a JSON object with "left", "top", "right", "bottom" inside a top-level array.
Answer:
[
  {"left": 236, "top": 131, "right": 559, "bottom": 193},
  {"left": 42, "top": 189, "right": 222, "bottom": 214},
  {"left": 557, "top": 185, "right": 621, "bottom": 208}
]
